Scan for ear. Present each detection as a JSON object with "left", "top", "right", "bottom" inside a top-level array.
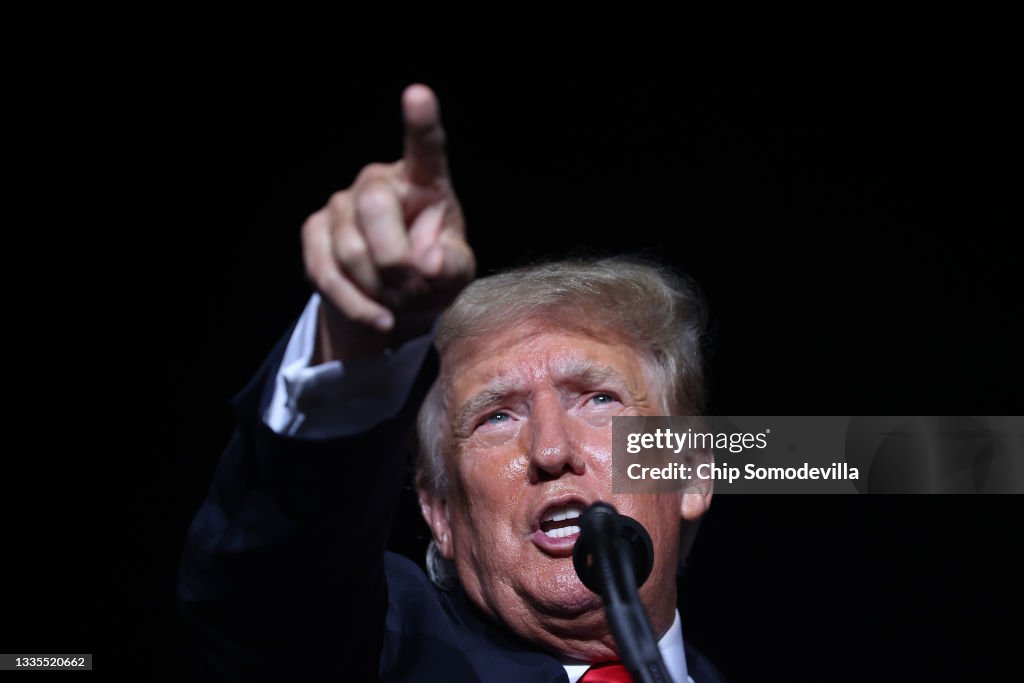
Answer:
[
  {"left": 679, "top": 460, "right": 713, "bottom": 521},
  {"left": 680, "top": 448, "right": 713, "bottom": 521},
  {"left": 680, "top": 486, "right": 713, "bottom": 521},
  {"left": 417, "top": 484, "right": 454, "bottom": 560}
]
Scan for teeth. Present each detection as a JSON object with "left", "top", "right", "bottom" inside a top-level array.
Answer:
[
  {"left": 544, "top": 525, "right": 581, "bottom": 539},
  {"left": 542, "top": 504, "right": 586, "bottom": 523}
]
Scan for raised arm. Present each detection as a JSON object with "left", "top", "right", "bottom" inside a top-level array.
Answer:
[{"left": 177, "top": 85, "right": 474, "bottom": 681}]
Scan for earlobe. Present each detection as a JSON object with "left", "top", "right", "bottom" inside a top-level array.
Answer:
[
  {"left": 418, "top": 489, "right": 454, "bottom": 559},
  {"left": 680, "top": 485, "right": 713, "bottom": 521}
]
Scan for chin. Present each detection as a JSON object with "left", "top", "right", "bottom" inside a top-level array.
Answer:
[{"left": 527, "top": 559, "right": 604, "bottom": 617}]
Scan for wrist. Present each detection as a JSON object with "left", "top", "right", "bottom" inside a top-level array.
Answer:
[{"left": 314, "top": 301, "right": 435, "bottom": 364}]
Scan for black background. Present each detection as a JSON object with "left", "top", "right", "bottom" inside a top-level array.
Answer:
[{"left": 8, "top": 58, "right": 1021, "bottom": 681}]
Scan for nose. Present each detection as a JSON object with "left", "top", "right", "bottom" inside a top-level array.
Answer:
[{"left": 527, "top": 396, "right": 586, "bottom": 484}]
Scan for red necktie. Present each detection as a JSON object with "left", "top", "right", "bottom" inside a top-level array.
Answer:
[{"left": 579, "top": 662, "right": 634, "bottom": 682}]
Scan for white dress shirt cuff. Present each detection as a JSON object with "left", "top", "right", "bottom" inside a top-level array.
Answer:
[{"left": 263, "top": 293, "right": 434, "bottom": 439}]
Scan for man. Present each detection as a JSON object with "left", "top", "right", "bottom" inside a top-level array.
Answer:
[{"left": 178, "top": 84, "right": 720, "bottom": 682}]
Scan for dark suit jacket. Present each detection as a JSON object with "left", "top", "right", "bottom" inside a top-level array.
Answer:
[{"left": 177, "top": 326, "right": 724, "bottom": 682}]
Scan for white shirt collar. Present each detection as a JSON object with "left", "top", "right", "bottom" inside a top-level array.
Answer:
[{"left": 561, "top": 609, "right": 692, "bottom": 683}]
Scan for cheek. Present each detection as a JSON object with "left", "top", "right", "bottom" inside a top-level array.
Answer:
[
  {"left": 616, "top": 494, "right": 681, "bottom": 534},
  {"left": 450, "top": 443, "right": 531, "bottom": 535},
  {"left": 575, "top": 421, "right": 615, "bottom": 474},
  {"left": 469, "top": 420, "right": 524, "bottom": 449},
  {"left": 457, "top": 432, "right": 531, "bottom": 486}
]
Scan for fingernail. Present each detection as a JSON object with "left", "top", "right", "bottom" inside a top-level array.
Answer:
[{"left": 375, "top": 313, "right": 395, "bottom": 332}]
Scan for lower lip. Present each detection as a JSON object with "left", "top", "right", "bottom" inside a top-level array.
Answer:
[{"left": 530, "top": 528, "right": 581, "bottom": 556}]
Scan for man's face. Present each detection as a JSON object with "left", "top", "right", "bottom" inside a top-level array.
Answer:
[{"left": 420, "top": 319, "right": 710, "bottom": 659}]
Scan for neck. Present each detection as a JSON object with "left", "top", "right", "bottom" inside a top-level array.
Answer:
[{"left": 475, "top": 583, "right": 678, "bottom": 662}]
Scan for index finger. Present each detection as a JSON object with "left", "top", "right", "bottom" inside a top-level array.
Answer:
[{"left": 402, "top": 84, "right": 448, "bottom": 186}]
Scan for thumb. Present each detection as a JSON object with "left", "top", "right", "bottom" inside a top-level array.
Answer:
[{"left": 424, "top": 231, "right": 475, "bottom": 283}]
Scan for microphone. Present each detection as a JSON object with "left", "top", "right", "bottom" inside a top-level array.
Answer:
[
  {"left": 572, "top": 502, "right": 654, "bottom": 594},
  {"left": 572, "top": 502, "right": 671, "bottom": 683}
]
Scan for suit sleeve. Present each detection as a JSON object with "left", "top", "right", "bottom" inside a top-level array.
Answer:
[{"left": 177, "top": 320, "right": 438, "bottom": 681}]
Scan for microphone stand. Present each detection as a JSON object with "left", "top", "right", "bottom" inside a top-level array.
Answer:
[{"left": 573, "top": 502, "right": 673, "bottom": 683}]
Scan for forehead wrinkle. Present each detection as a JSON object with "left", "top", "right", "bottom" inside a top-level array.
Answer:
[
  {"left": 456, "top": 347, "right": 644, "bottom": 406},
  {"left": 451, "top": 356, "right": 588, "bottom": 430},
  {"left": 551, "top": 355, "right": 651, "bottom": 404},
  {"left": 551, "top": 357, "right": 617, "bottom": 386},
  {"left": 447, "top": 333, "right": 660, "bottom": 430}
]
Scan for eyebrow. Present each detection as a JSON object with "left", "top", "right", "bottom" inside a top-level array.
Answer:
[
  {"left": 452, "top": 360, "right": 633, "bottom": 434},
  {"left": 454, "top": 380, "right": 523, "bottom": 435}
]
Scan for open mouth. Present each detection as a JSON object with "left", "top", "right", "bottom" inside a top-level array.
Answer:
[
  {"left": 531, "top": 498, "right": 589, "bottom": 555},
  {"left": 539, "top": 503, "right": 584, "bottom": 539}
]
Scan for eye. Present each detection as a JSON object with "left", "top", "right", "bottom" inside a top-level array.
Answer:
[
  {"left": 483, "top": 411, "right": 511, "bottom": 425},
  {"left": 579, "top": 392, "right": 621, "bottom": 427}
]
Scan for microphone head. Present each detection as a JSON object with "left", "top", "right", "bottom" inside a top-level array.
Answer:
[{"left": 572, "top": 502, "right": 655, "bottom": 595}]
